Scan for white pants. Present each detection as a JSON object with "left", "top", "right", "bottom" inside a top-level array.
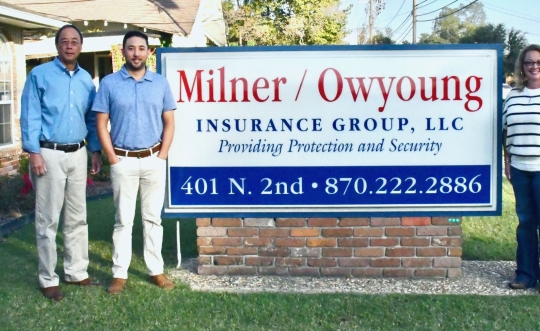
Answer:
[
  {"left": 109, "top": 153, "right": 166, "bottom": 279},
  {"left": 32, "top": 147, "right": 89, "bottom": 288}
]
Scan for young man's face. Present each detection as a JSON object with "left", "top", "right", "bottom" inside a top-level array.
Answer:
[
  {"left": 55, "top": 27, "right": 82, "bottom": 67},
  {"left": 122, "top": 36, "right": 149, "bottom": 71}
]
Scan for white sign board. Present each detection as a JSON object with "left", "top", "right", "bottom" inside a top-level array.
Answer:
[{"left": 159, "top": 45, "right": 502, "bottom": 217}]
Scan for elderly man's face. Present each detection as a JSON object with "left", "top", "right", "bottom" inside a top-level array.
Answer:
[{"left": 56, "top": 27, "right": 82, "bottom": 67}]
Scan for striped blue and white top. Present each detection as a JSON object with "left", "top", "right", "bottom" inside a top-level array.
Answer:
[{"left": 503, "top": 87, "right": 540, "bottom": 171}]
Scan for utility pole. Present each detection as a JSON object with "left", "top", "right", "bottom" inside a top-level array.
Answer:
[
  {"left": 412, "top": 0, "right": 417, "bottom": 44},
  {"left": 369, "top": 0, "right": 373, "bottom": 44}
]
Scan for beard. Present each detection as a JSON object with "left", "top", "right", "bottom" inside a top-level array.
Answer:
[{"left": 125, "top": 58, "right": 147, "bottom": 72}]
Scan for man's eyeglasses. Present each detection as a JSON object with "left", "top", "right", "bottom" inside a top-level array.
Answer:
[
  {"left": 524, "top": 60, "right": 540, "bottom": 68},
  {"left": 59, "top": 40, "right": 80, "bottom": 47}
]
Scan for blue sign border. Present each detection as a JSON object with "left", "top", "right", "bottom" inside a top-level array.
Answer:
[{"left": 158, "top": 44, "right": 503, "bottom": 218}]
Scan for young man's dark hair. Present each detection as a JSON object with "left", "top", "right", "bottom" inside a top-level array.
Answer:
[
  {"left": 122, "top": 30, "right": 149, "bottom": 48},
  {"left": 54, "top": 24, "right": 84, "bottom": 44}
]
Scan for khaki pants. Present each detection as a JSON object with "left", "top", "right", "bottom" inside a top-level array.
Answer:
[
  {"left": 32, "top": 147, "right": 89, "bottom": 288},
  {"left": 109, "top": 153, "right": 166, "bottom": 279}
]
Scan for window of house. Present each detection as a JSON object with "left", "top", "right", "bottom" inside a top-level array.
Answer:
[{"left": 0, "top": 33, "right": 13, "bottom": 146}]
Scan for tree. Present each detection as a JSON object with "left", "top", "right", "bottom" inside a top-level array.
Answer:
[
  {"left": 419, "top": 32, "right": 449, "bottom": 44},
  {"left": 362, "top": 0, "right": 385, "bottom": 44},
  {"left": 432, "top": 7, "right": 462, "bottom": 43},
  {"left": 459, "top": 23, "right": 506, "bottom": 44},
  {"left": 454, "top": 1, "right": 486, "bottom": 33},
  {"left": 372, "top": 28, "right": 394, "bottom": 44},
  {"left": 356, "top": 26, "right": 368, "bottom": 45},
  {"left": 428, "top": 2, "right": 487, "bottom": 44},
  {"left": 505, "top": 28, "right": 528, "bottom": 78},
  {"left": 458, "top": 24, "right": 528, "bottom": 78},
  {"left": 372, "top": 31, "right": 393, "bottom": 44},
  {"left": 223, "top": 0, "right": 350, "bottom": 46}
]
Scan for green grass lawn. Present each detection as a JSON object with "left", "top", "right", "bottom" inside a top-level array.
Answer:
[
  {"left": 462, "top": 178, "right": 518, "bottom": 261},
  {"left": 1, "top": 180, "right": 539, "bottom": 331}
]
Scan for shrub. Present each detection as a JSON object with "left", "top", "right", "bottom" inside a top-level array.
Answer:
[
  {"left": 0, "top": 174, "right": 35, "bottom": 213},
  {"left": 0, "top": 155, "right": 34, "bottom": 213},
  {"left": 18, "top": 155, "right": 30, "bottom": 175}
]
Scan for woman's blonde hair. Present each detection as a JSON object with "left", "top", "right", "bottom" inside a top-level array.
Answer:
[{"left": 514, "top": 44, "right": 540, "bottom": 90}]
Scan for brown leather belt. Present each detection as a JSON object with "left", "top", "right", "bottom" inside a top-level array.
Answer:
[{"left": 113, "top": 143, "right": 161, "bottom": 158}]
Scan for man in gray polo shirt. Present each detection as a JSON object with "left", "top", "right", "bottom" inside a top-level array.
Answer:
[{"left": 92, "top": 31, "right": 176, "bottom": 294}]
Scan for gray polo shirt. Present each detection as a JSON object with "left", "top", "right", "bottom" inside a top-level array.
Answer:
[{"left": 92, "top": 66, "right": 176, "bottom": 150}]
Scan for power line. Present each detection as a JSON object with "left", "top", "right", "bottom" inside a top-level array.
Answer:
[
  {"left": 416, "top": 0, "right": 458, "bottom": 17},
  {"left": 389, "top": 13, "right": 412, "bottom": 37},
  {"left": 477, "top": 2, "right": 540, "bottom": 40},
  {"left": 417, "top": 0, "right": 479, "bottom": 22},
  {"left": 481, "top": 1, "right": 539, "bottom": 20},
  {"left": 377, "top": 10, "right": 409, "bottom": 23},
  {"left": 415, "top": 0, "right": 440, "bottom": 10},
  {"left": 482, "top": 3, "right": 540, "bottom": 24},
  {"left": 397, "top": 25, "right": 413, "bottom": 44},
  {"left": 361, "top": 6, "right": 368, "bottom": 27},
  {"left": 352, "top": 0, "right": 361, "bottom": 26},
  {"left": 479, "top": 3, "right": 540, "bottom": 42},
  {"left": 354, "top": 1, "right": 369, "bottom": 44},
  {"left": 415, "top": 0, "right": 431, "bottom": 7},
  {"left": 383, "top": 0, "right": 406, "bottom": 28},
  {"left": 394, "top": 22, "right": 412, "bottom": 41}
]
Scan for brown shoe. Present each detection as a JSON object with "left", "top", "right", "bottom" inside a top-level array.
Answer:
[
  {"left": 149, "top": 274, "right": 174, "bottom": 290},
  {"left": 508, "top": 281, "right": 528, "bottom": 290},
  {"left": 65, "top": 278, "right": 100, "bottom": 286},
  {"left": 40, "top": 286, "right": 65, "bottom": 302},
  {"left": 107, "top": 278, "right": 127, "bottom": 294}
]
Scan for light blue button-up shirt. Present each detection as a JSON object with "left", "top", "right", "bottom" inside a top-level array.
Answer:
[
  {"left": 92, "top": 65, "right": 176, "bottom": 150},
  {"left": 21, "top": 57, "right": 101, "bottom": 153}
]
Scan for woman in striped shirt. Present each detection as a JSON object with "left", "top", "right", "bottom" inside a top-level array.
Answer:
[{"left": 503, "top": 44, "right": 540, "bottom": 290}]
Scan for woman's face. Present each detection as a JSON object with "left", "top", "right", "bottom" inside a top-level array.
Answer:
[{"left": 524, "top": 50, "right": 540, "bottom": 87}]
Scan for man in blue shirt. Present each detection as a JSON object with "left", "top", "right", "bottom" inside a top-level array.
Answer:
[
  {"left": 21, "top": 25, "right": 102, "bottom": 302},
  {"left": 93, "top": 31, "right": 176, "bottom": 294}
]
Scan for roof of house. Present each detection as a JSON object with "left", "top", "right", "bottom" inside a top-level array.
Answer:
[
  {"left": 0, "top": 2, "right": 66, "bottom": 29},
  {"left": 0, "top": 0, "right": 200, "bottom": 35}
]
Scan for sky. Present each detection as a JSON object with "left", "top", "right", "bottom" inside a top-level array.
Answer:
[{"left": 342, "top": 0, "right": 540, "bottom": 45}]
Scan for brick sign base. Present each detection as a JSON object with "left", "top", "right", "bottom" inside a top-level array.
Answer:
[{"left": 196, "top": 217, "right": 462, "bottom": 278}]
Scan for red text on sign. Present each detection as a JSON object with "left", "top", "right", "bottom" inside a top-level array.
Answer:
[
  {"left": 177, "top": 67, "right": 287, "bottom": 103},
  {"left": 317, "top": 68, "right": 483, "bottom": 112}
]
